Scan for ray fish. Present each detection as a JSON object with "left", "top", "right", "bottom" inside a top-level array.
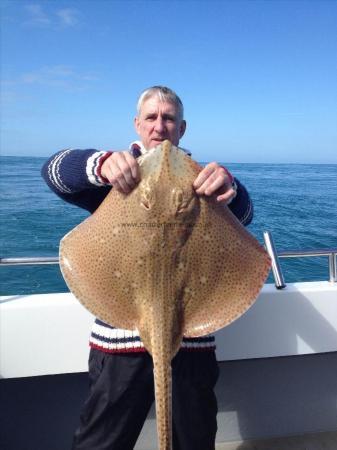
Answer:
[{"left": 60, "top": 140, "right": 271, "bottom": 450}]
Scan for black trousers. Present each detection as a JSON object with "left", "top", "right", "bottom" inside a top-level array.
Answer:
[{"left": 72, "top": 349, "right": 219, "bottom": 450}]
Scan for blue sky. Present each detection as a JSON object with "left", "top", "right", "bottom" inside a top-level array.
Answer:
[{"left": 1, "top": 0, "right": 336, "bottom": 163}]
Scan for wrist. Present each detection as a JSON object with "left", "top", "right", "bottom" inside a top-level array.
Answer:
[{"left": 97, "top": 151, "right": 113, "bottom": 184}]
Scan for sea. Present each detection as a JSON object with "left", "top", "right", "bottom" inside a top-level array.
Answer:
[{"left": 0, "top": 156, "right": 336, "bottom": 296}]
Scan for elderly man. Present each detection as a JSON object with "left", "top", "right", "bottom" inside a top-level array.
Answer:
[{"left": 42, "top": 86, "right": 253, "bottom": 450}]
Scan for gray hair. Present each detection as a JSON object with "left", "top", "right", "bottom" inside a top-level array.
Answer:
[{"left": 136, "top": 86, "right": 184, "bottom": 119}]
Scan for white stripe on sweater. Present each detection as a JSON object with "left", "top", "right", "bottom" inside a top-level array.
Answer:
[
  {"left": 90, "top": 322, "right": 215, "bottom": 353},
  {"left": 48, "top": 149, "right": 73, "bottom": 193},
  {"left": 90, "top": 336, "right": 144, "bottom": 351}
]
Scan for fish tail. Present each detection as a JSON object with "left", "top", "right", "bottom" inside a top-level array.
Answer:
[{"left": 153, "top": 358, "right": 172, "bottom": 450}]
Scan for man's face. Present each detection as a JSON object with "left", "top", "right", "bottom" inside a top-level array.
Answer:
[{"left": 134, "top": 96, "right": 186, "bottom": 150}]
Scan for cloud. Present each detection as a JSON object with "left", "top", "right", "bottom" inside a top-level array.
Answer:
[
  {"left": 25, "top": 4, "right": 51, "bottom": 26},
  {"left": 19, "top": 65, "right": 99, "bottom": 91},
  {"left": 24, "top": 4, "right": 81, "bottom": 28},
  {"left": 1, "top": 65, "right": 99, "bottom": 96},
  {"left": 56, "top": 8, "right": 80, "bottom": 27}
]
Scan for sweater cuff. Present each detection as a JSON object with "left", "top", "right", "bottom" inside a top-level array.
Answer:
[{"left": 86, "top": 151, "right": 113, "bottom": 186}]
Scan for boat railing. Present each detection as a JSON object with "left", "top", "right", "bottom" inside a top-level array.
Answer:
[
  {"left": 263, "top": 231, "right": 337, "bottom": 288},
  {"left": 0, "top": 256, "right": 59, "bottom": 266},
  {"left": 0, "top": 231, "right": 336, "bottom": 289}
]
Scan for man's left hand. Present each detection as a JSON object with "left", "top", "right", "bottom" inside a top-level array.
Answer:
[{"left": 193, "top": 162, "right": 236, "bottom": 204}]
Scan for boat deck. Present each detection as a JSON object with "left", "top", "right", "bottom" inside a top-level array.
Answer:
[{"left": 216, "top": 431, "right": 337, "bottom": 449}]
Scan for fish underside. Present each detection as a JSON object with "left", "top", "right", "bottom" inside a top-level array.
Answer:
[{"left": 60, "top": 140, "right": 271, "bottom": 450}]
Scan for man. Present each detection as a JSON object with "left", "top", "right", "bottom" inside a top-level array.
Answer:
[{"left": 42, "top": 86, "right": 253, "bottom": 450}]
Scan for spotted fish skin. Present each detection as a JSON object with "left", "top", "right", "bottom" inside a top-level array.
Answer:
[
  {"left": 60, "top": 140, "right": 271, "bottom": 450},
  {"left": 136, "top": 143, "right": 200, "bottom": 450}
]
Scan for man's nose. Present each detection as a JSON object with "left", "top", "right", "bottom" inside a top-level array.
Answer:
[{"left": 154, "top": 117, "right": 165, "bottom": 133}]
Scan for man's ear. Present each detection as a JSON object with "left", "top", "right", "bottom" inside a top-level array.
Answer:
[
  {"left": 134, "top": 116, "right": 140, "bottom": 135},
  {"left": 180, "top": 120, "right": 187, "bottom": 139}
]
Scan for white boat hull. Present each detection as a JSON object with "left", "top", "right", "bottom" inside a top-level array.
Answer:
[
  {"left": 1, "top": 281, "right": 337, "bottom": 379},
  {"left": 1, "top": 281, "right": 337, "bottom": 448}
]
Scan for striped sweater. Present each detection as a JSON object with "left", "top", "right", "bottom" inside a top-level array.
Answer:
[{"left": 41, "top": 142, "right": 253, "bottom": 353}]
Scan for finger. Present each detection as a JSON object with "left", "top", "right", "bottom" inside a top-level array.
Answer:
[
  {"left": 216, "top": 188, "right": 236, "bottom": 203},
  {"left": 124, "top": 151, "right": 141, "bottom": 183},
  {"left": 110, "top": 168, "right": 132, "bottom": 193},
  {"left": 110, "top": 152, "right": 138, "bottom": 191},
  {"left": 193, "top": 163, "right": 218, "bottom": 189},
  {"left": 204, "top": 175, "right": 230, "bottom": 196},
  {"left": 198, "top": 165, "right": 234, "bottom": 196},
  {"left": 115, "top": 160, "right": 137, "bottom": 190},
  {"left": 195, "top": 171, "right": 219, "bottom": 195}
]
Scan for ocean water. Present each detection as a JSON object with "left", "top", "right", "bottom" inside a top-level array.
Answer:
[{"left": 0, "top": 156, "right": 336, "bottom": 295}]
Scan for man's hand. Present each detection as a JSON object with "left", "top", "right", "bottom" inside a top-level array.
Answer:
[
  {"left": 193, "top": 162, "right": 236, "bottom": 204},
  {"left": 101, "top": 151, "right": 141, "bottom": 194}
]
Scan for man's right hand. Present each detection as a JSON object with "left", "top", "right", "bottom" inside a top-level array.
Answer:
[{"left": 101, "top": 151, "right": 141, "bottom": 194}]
